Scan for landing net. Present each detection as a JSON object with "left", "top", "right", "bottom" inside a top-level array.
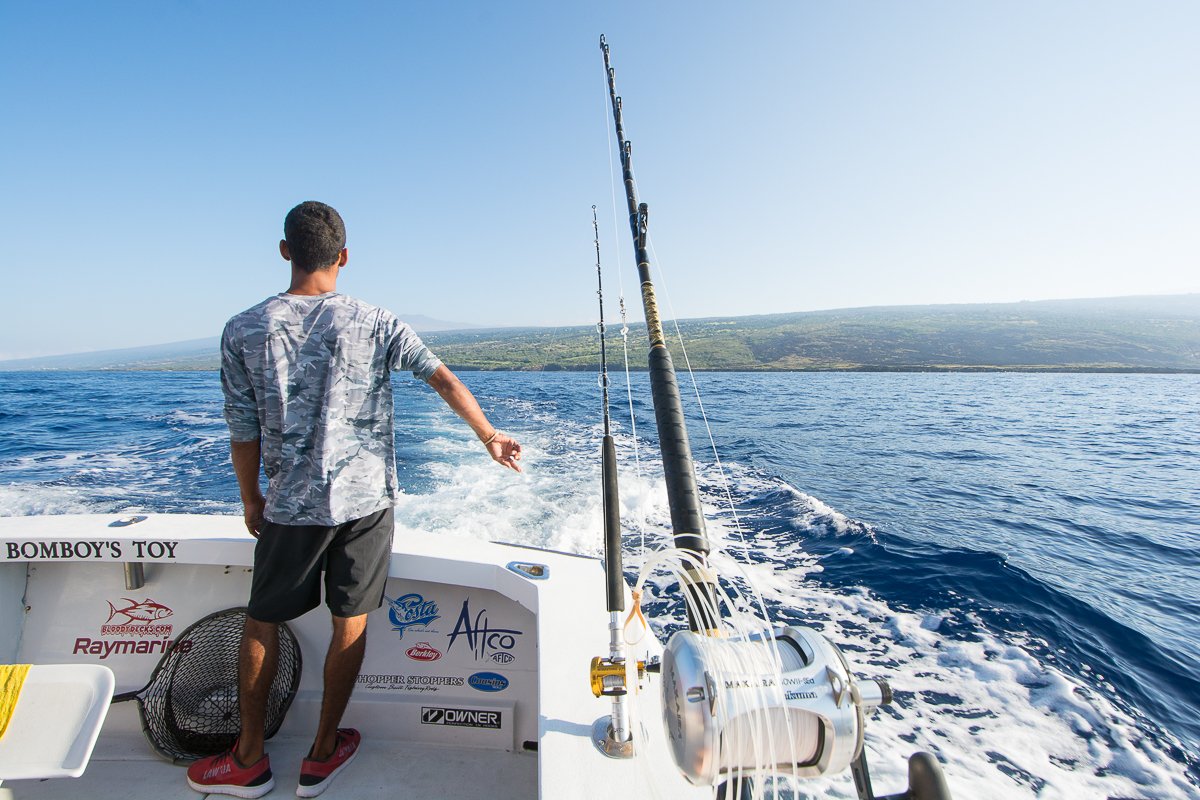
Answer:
[{"left": 119, "top": 607, "right": 302, "bottom": 763}]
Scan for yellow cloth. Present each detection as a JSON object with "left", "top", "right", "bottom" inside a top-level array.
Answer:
[{"left": 0, "top": 664, "right": 32, "bottom": 739}]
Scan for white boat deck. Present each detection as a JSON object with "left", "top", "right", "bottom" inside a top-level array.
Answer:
[
  {"left": 0, "top": 514, "right": 707, "bottom": 799},
  {"left": 5, "top": 706, "right": 537, "bottom": 799}
]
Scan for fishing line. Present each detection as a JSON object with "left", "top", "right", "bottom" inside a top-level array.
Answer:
[
  {"left": 629, "top": 547, "right": 803, "bottom": 799},
  {"left": 639, "top": 224, "right": 812, "bottom": 797},
  {"left": 646, "top": 232, "right": 755, "bottom": 562},
  {"left": 618, "top": 296, "right": 647, "bottom": 556},
  {"left": 641, "top": 232, "right": 788, "bottom": 750}
]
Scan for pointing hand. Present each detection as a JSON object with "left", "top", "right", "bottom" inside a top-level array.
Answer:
[{"left": 485, "top": 433, "right": 523, "bottom": 473}]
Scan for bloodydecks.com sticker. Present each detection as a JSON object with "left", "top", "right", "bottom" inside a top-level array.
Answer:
[{"left": 74, "top": 597, "right": 185, "bottom": 660}]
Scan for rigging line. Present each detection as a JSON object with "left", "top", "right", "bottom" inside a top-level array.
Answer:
[
  {"left": 593, "top": 204, "right": 611, "bottom": 437},
  {"left": 600, "top": 49, "right": 647, "bottom": 556},
  {"left": 646, "top": 232, "right": 753, "bottom": 559},
  {"left": 600, "top": 61, "right": 628, "bottom": 304},
  {"left": 618, "top": 295, "right": 643, "bottom": 555}
]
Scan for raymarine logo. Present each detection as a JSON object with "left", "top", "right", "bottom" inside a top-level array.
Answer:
[
  {"left": 421, "top": 706, "right": 502, "bottom": 729},
  {"left": 72, "top": 637, "right": 191, "bottom": 660},
  {"left": 385, "top": 593, "right": 440, "bottom": 639}
]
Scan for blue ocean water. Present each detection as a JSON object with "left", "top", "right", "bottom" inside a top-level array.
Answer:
[{"left": 0, "top": 370, "right": 1197, "bottom": 798}]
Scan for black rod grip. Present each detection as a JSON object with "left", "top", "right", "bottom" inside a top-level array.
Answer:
[{"left": 602, "top": 434, "right": 624, "bottom": 612}]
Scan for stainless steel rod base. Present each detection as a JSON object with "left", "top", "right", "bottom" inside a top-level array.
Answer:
[{"left": 591, "top": 717, "right": 634, "bottom": 759}]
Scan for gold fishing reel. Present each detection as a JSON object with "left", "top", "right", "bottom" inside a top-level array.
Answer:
[
  {"left": 590, "top": 656, "right": 651, "bottom": 697},
  {"left": 589, "top": 656, "right": 627, "bottom": 697}
]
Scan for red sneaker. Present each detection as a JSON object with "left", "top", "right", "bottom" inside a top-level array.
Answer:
[
  {"left": 186, "top": 744, "right": 274, "bottom": 798},
  {"left": 296, "top": 728, "right": 360, "bottom": 798}
]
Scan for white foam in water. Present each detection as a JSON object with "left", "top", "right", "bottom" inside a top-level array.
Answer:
[
  {"left": 160, "top": 409, "right": 224, "bottom": 427},
  {"left": 706, "top": 467, "right": 1196, "bottom": 798},
  {"left": 6, "top": 452, "right": 144, "bottom": 472},
  {"left": 396, "top": 406, "right": 1196, "bottom": 799},
  {"left": 0, "top": 484, "right": 112, "bottom": 516},
  {"left": 0, "top": 442, "right": 232, "bottom": 517},
  {"left": 394, "top": 405, "right": 620, "bottom": 556}
]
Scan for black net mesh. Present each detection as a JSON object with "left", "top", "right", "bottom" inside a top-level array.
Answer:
[{"left": 134, "top": 607, "right": 302, "bottom": 763}]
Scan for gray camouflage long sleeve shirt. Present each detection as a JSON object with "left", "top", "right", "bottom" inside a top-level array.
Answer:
[{"left": 220, "top": 292, "right": 443, "bottom": 526}]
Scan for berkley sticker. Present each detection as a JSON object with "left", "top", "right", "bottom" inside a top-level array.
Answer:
[
  {"left": 405, "top": 642, "right": 442, "bottom": 662},
  {"left": 468, "top": 672, "right": 509, "bottom": 692}
]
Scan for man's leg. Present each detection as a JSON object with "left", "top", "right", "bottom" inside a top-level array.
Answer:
[
  {"left": 236, "top": 615, "right": 279, "bottom": 765},
  {"left": 310, "top": 612, "right": 368, "bottom": 760}
]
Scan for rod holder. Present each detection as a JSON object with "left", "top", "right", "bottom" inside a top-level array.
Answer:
[
  {"left": 123, "top": 562, "right": 145, "bottom": 591},
  {"left": 591, "top": 716, "right": 634, "bottom": 759}
]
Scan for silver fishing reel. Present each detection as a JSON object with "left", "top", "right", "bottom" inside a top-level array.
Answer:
[{"left": 661, "top": 625, "right": 890, "bottom": 786}]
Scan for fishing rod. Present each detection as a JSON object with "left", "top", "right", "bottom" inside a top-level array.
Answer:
[
  {"left": 599, "top": 34, "right": 719, "bottom": 634},
  {"left": 595, "top": 36, "right": 953, "bottom": 800},
  {"left": 587, "top": 205, "right": 635, "bottom": 757},
  {"left": 594, "top": 204, "right": 624, "bottom": 620}
]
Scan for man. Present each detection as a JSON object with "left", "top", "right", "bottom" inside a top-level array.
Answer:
[{"left": 187, "top": 201, "right": 522, "bottom": 798}]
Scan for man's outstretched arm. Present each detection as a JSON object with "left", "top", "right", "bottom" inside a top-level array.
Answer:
[{"left": 427, "top": 365, "right": 523, "bottom": 472}]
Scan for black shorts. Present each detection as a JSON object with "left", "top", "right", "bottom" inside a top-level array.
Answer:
[{"left": 247, "top": 507, "right": 394, "bottom": 623}]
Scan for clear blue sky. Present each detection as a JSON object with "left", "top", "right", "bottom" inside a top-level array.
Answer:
[{"left": 1, "top": 1, "right": 1196, "bottom": 359}]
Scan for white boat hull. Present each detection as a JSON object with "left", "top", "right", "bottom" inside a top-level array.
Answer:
[{"left": 0, "top": 514, "right": 705, "bottom": 799}]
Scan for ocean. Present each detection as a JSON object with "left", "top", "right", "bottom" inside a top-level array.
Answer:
[{"left": 0, "top": 370, "right": 1196, "bottom": 799}]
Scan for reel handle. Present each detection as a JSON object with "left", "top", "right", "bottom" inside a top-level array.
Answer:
[{"left": 854, "top": 750, "right": 953, "bottom": 800}]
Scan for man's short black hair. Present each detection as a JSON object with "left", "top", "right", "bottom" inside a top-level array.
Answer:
[{"left": 284, "top": 201, "right": 346, "bottom": 273}]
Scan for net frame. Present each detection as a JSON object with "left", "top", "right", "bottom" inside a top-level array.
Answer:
[{"left": 112, "top": 606, "right": 303, "bottom": 764}]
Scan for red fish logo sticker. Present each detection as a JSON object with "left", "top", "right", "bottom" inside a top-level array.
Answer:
[
  {"left": 84, "top": 598, "right": 177, "bottom": 656},
  {"left": 105, "top": 598, "right": 174, "bottom": 625}
]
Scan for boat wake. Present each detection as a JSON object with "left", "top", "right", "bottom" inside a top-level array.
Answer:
[
  {"left": 1, "top": 373, "right": 1196, "bottom": 798},
  {"left": 385, "top": 394, "right": 1200, "bottom": 799}
]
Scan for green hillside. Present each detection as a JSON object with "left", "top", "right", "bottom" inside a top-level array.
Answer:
[
  {"left": 425, "top": 295, "right": 1200, "bottom": 372},
  {"left": 2, "top": 295, "right": 1197, "bottom": 372}
]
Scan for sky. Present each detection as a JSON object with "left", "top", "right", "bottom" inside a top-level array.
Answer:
[{"left": 1, "top": 1, "right": 1197, "bottom": 359}]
